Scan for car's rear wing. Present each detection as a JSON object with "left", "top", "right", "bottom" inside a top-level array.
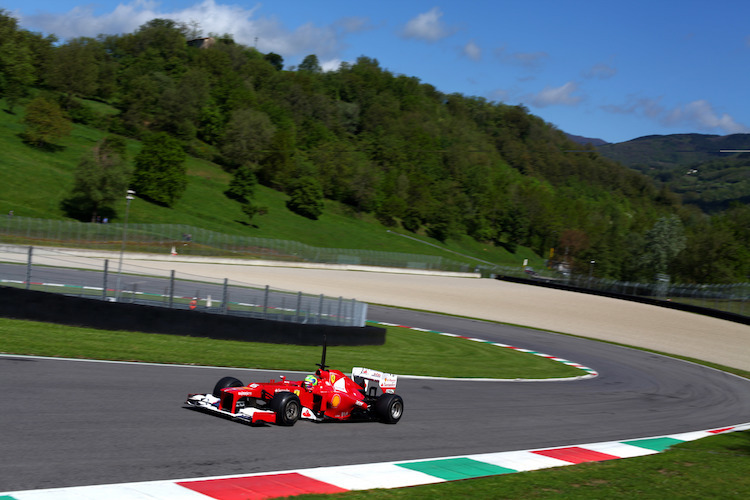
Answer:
[{"left": 351, "top": 367, "right": 398, "bottom": 394}]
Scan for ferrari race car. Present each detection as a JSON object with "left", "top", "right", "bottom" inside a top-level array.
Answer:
[{"left": 185, "top": 343, "right": 404, "bottom": 426}]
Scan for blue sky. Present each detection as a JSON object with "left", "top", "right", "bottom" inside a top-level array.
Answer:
[{"left": 5, "top": 0, "right": 750, "bottom": 143}]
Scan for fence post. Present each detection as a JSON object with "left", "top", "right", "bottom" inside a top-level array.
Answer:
[
  {"left": 168, "top": 270, "right": 175, "bottom": 309},
  {"left": 263, "top": 285, "right": 270, "bottom": 319},
  {"left": 318, "top": 294, "right": 324, "bottom": 325},
  {"left": 360, "top": 301, "right": 368, "bottom": 327},
  {"left": 337, "top": 296, "right": 343, "bottom": 326},
  {"left": 102, "top": 259, "right": 108, "bottom": 301},
  {"left": 295, "top": 291, "right": 302, "bottom": 323},
  {"left": 25, "top": 246, "right": 33, "bottom": 290},
  {"left": 222, "top": 278, "right": 229, "bottom": 314}
]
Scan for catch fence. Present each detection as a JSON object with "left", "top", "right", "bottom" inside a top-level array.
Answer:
[
  {"left": 0, "top": 216, "right": 478, "bottom": 273},
  {"left": 0, "top": 245, "right": 367, "bottom": 327}
]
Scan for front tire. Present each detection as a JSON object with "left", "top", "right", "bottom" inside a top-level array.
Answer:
[
  {"left": 270, "top": 392, "right": 301, "bottom": 426},
  {"left": 375, "top": 393, "right": 403, "bottom": 424},
  {"left": 212, "top": 376, "right": 243, "bottom": 398}
]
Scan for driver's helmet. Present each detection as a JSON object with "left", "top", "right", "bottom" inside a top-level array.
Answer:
[{"left": 304, "top": 374, "right": 318, "bottom": 388}]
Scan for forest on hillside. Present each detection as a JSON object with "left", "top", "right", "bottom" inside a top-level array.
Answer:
[
  {"left": 597, "top": 134, "right": 750, "bottom": 213},
  {"left": 1, "top": 12, "right": 748, "bottom": 284}
]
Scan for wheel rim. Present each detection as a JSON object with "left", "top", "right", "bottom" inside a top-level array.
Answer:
[
  {"left": 391, "top": 401, "right": 403, "bottom": 419},
  {"left": 286, "top": 402, "right": 300, "bottom": 420}
]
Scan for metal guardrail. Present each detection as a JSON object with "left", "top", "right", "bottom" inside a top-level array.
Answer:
[{"left": 0, "top": 246, "right": 367, "bottom": 327}]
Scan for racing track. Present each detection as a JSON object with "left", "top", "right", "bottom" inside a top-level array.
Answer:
[{"left": 1, "top": 302, "right": 750, "bottom": 492}]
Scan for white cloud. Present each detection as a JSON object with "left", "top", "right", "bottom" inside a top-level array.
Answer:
[
  {"left": 583, "top": 62, "right": 617, "bottom": 80},
  {"left": 21, "top": 1, "right": 168, "bottom": 40},
  {"left": 400, "top": 7, "right": 455, "bottom": 42},
  {"left": 528, "top": 82, "right": 583, "bottom": 108},
  {"left": 320, "top": 58, "right": 342, "bottom": 72},
  {"left": 263, "top": 21, "right": 341, "bottom": 59},
  {"left": 664, "top": 100, "right": 750, "bottom": 134},
  {"left": 462, "top": 40, "right": 481, "bottom": 61},
  {"left": 19, "top": 0, "right": 358, "bottom": 61},
  {"left": 493, "top": 46, "right": 549, "bottom": 69},
  {"left": 601, "top": 96, "right": 664, "bottom": 118},
  {"left": 334, "top": 16, "right": 373, "bottom": 34},
  {"left": 489, "top": 88, "right": 513, "bottom": 103},
  {"left": 603, "top": 96, "right": 750, "bottom": 135}
]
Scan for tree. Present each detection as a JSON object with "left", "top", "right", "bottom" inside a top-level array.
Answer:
[
  {"left": 674, "top": 205, "right": 750, "bottom": 283},
  {"left": 264, "top": 52, "right": 283, "bottom": 71},
  {"left": 641, "top": 215, "right": 687, "bottom": 277},
  {"left": 197, "top": 104, "right": 225, "bottom": 145},
  {"left": 425, "top": 206, "right": 462, "bottom": 243},
  {"left": 298, "top": 54, "right": 322, "bottom": 74},
  {"left": 241, "top": 200, "right": 268, "bottom": 224},
  {"left": 63, "top": 136, "right": 130, "bottom": 221},
  {"left": 226, "top": 165, "right": 258, "bottom": 202},
  {"left": 131, "top": 133, "right": 187, "bottom": 206},
  {"left": 156, "top": 68, "right": 210, "bottom": 138},
  {"left": 46, "top": 38, "right": 100, "bottom": 106},
  {"left": 554, "top": 228, "right": 590, "bottom": 270},
  {"left": 117, "top": 72, "right": 165, "bottom": 136},
  {"left": 21, "top": 96, "right": 72, "bottom": 147},
  {"left": 286, "top": 176, "right": 324, "bottom": 219},
  {"left": 674, "top": 222, "right": 743, "bottom": 283},
  {"left": 129, "top": 18, "right": 189, "bottom": 69},
  {"left": 219, "top": 108, "right": 276, "bottom": 167},
  {"left": 1, "top": 41, "right": 34, "bottom": 111},
  {"left": 401, "top": 208, "right": 421, "bottom": 233},
  {"left": 0, "top": 14, "right": 55, "bottom": 106},
  {"left": 259, "top": 123, "right": 296, "bottom": 188}
]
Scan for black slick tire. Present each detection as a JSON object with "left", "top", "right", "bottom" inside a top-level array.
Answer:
[
  {"left": 375, "top": 393, "right": 403, "bottom": 424},
  {"left": 270, "top": 392, "right": 301, "bottom": 426},
  {"left": 212, "top": 376, "right": 243, "bottom": 398}
]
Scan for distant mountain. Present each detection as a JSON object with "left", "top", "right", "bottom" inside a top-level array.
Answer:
[
  {"left": 564, "top": 133, "right": 609, "bottom": 147},
  {"left": 597, "top": 133, "right": 750, "bottom": 170},
  {"left": 597, "top": 133, "right": 750, "bottom": 212}
]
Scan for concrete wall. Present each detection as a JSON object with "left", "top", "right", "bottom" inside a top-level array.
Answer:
[{"left": 0, "top": 286, "right": 385, "bottom": 346}]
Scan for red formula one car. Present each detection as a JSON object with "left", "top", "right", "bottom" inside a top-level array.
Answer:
[{"left": 185, "top": 344, "right": 404, "bottom": 426}]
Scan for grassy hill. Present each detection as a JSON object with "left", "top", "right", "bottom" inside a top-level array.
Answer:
[{"left": 0, "top": 99, "right": 541, "bottom": 269}]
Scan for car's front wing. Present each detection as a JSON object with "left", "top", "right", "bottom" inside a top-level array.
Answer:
[{"left": 185, "top": 394, "right": 321, "bottom": 425}]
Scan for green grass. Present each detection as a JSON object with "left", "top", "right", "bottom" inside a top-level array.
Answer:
[
  {"left": 0, "top": 98, "right": 542, "bottom": 269},
  {"left": 0, "top": 317, "right": 582, "bottom": 379}
]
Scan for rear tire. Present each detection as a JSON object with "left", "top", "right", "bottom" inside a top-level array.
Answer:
[
  {"left": 270, "top": 392, "right": 301, "bottom": 426},
  {"left": 212, "top": 376, "right": 243, "bottom": 398},
  {"left": 375, "top": 393, "right": 403, "bottom": 424}
]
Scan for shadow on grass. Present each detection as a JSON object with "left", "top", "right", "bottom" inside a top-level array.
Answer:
[{"left": 19, "top": 134, "right": 66, "bottom": 153}]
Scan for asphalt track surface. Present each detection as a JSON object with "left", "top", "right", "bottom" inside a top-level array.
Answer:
[{"left": 2, "top": 304, "right": 750, "bottom": 492}]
